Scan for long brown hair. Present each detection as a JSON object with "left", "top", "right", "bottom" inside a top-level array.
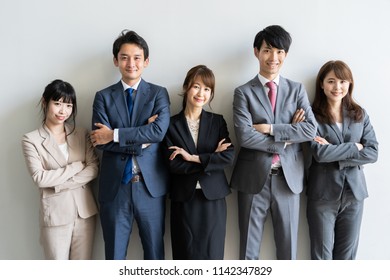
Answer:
[{"left": 312, "top": 60, "right": 363, "bottom": 124}]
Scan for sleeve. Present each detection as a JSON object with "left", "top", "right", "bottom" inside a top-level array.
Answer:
[
  {"left": 198, "top": 116, "right": 235, "bottom": 174},
  {"left": 92, "top": 88, "right": 170, "bottom": 156},
  {"left": 233, "top": 84, "right": 317, "bottom": 155},
  {"left": 118, "top": 87, "right": 171, "bottom": 146},
  {"left": 272, "top": 84, "right": 318, "bottom": 144},
  {"left": 166, "top": 115, "right": 234, "bottom": 175},
  {"left": 233, "top": 87, "right": 285, "bottom": 154},
  {"left": 22, "top": 135, "right": 84, "bottom": 189},
  {"left": 339, "top": 112, "right": 379, "bottom": 168},
  {"left": 311, "top": 112, "right": 378, "bottom": 169},
  {"left": 53, "top": 130, "right": 99, "bottom": 192}
]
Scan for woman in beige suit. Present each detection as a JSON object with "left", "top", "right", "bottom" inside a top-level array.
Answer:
[{"left": 22, "top": 79, "right": 99, "bottom": 259}]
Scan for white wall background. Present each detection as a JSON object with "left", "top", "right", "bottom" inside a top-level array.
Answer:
[{"left": 1, "top": 0, "right": 389, "bottom": 260}]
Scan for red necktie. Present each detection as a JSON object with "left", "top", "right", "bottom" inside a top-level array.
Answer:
[{"left": 266, "top": 81, "right": 280, "bottom": 164}]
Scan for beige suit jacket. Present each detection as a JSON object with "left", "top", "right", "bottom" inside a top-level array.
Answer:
[{"left": 22, "top": 124, "right": 99, "bottom": 227}]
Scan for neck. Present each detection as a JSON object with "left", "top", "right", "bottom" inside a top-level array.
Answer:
[
  {"left": 123, "top": 77, "right": 141, "bottom": 87},
  {"left": 184, "top": 106, "right": 202, "bottom": 121},
  {"left": 260, "top": 71, "right": 278, "bottom": 81},
  {"left": 45, "top": 122, "right": 66, "bottom": 135},
  {"left": 328, "top": 100, "right": 343, "bottom": 122}
]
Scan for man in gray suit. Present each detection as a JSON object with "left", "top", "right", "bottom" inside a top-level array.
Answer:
[{"left": 231, "top": 25, "right": 317, "bottom": 260}]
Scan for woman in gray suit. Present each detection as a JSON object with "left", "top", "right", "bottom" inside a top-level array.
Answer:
[
  {"left": 306, "top": 60, "right": 378, "bottom": 259},
  {"left": 22, "top": 80, "right": 99, "bottom": 259}
]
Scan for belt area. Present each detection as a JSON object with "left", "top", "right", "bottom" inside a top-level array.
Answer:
[
  {"left": 270, "top": 167, "right": 283, "bottom": 175},
  {"left": 131, "top": 174, "right": 143, "bottom": 183}
]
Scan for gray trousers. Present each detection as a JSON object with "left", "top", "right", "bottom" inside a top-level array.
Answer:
[
  {"left": 307, "top": 186, "right": 364, "bottom": 260},
  {"left": 237, "top": 171, "right": 300, "bottom": 260}
]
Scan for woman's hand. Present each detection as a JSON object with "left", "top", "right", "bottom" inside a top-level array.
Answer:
[
  {"left": 168, "top": 146, "right": 200, "bottom": 163},
  {"left": 215, "top": 138, "right": 231, "bottom": 153},
  {"left": 314, "top": 136, "right": 330, "bottom": 145}
]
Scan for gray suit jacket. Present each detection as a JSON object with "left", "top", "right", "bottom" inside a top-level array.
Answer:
[
  {"left": 306, "top": 108, "right": 378, "bottom": 201},
  {"left": 22, "top": 124, "right": 99, "bottom": 226},
  {"left": 231, "top": 75, "right": 317, "bottom": 194},
  {"left": 92, "top": 79, "right": 170, "bottom": 202}
]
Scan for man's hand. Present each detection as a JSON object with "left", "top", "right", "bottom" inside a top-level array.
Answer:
[
  {"left": 143, "top": 114, "right": 159, "bottom": 149},
  {"left": 90, "top": 123, "right": 114, "bottom": 147},
  {"left": 148, "top": 114, "right": 158, "bottom": 124},
  {"left": 253, "top": 124, "right": 271, "bottom": 134},
  {"left": 292, "top": 108, "right": 305, "bottom": 124}
]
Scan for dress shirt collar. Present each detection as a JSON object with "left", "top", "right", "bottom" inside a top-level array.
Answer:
[
  {"left": 121, "top": 78, "right": 141, "bottom": 92},
  {"left": 257, "top": 73, "right": 280, "bottom": 87}
]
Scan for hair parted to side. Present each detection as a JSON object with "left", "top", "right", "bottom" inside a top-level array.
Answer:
[
  {"left": 40, "top": 79, "right": 77, "bottom": 134},
  {"left": 253, "top": 25, "right": 292, "bottom": 52},
  {"left": 181, "top": 65, "right": 215, "bottom": 110},
  {"left": 313, "top": 60, "right": 363, "bottom": 124},
  {"left": 112, "top": 30, "right": 149, "bottom": 60}
]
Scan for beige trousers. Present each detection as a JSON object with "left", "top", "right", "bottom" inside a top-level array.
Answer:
[{"left": 40, "top": 215, "right": 96, "bottom": 260}]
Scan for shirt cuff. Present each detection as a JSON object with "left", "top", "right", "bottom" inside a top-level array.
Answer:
[{"left": 114, "top": 128, "right": 119, "bottom": 142}]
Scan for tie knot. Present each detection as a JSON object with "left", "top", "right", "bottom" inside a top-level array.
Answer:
[
  {"left": 126, "top": 88, "right": 134, "bottom": 95},
  {"left": 266, "top": 81, "right": 276, "bottom": 91}
]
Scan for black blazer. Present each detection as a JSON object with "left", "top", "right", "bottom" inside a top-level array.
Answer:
[{"left": 164, "top": 110, "right": 234, "bottom": 202}]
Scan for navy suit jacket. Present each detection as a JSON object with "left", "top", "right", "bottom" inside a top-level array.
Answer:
[
  {"left": 164, "top": 110, "right": 234, "bottom": 202},
  {"left": 306, "top": 108, "right": 378, "bottom": 201},
  {"left": 92, "top": 79, "right": 170, "bottom": 202}
]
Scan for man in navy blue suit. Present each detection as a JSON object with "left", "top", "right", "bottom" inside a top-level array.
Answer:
[{"left": 91, "top": 30, "right": 170, "bottom": 260}]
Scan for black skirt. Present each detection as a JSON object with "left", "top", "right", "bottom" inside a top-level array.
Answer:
[{"left": 170, "top": 190, "right": 227, "bottom": 260}]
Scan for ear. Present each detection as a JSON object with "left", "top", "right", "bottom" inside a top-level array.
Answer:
[
  {"left": 144, "top": 57, "right": 150, "bottom": 68},
  {"left": 254, "top": 47, "right": 259, "bottom": 57},
  {"left": 41, "top": 97, "right": 46, "bottom": 108},
  {"left": 113, "top": 56, "right": 119, "bottom": 67}
]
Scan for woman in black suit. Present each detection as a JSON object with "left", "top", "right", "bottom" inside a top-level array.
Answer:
[{"left": 164, "top": 65, "right": 234, "bottom": 259}]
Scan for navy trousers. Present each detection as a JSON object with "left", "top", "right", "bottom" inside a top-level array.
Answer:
[{"left": 100, "top": 179, "right": 166, "bottom": 260}]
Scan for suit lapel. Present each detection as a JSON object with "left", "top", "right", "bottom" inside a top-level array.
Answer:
[
  {"left": 342, "top": 107, "right": 352, "bottom": 141},
  {"left": 39, "top": 125, "right": 68, "bottom": 167},
  {"left": 274, "top": 77, "right": 287, "bottom": 124},
  {"left": 174, "top": 111, "right": 198, "bottom": 154},
  {"left": 197, "top": 110, "right": 212, "bottom": 152},
  {"left": 110, "top": 81, "right": 129, "bottom": 127},
  {"left": 131, "top": 79, "right": 149, "bottom": 126},
  {"left": 329, "top": 123, "right": 343, "bottom": 144},
  {"left": 250, "top": 77, "right": 274, "bottom": 120},
  {"left": 65, "top": 124, "right": 79, "bottom": 163}
]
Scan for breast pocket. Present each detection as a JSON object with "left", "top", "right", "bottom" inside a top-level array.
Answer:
[{"left": 279, "top": 102, "right": 297, "bottom": 123}]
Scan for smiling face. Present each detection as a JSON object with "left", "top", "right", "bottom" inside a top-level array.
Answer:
[
  {"left": 321, "top": 70, "right": 350, "bottom": 105},
  {"left": 255, "top": 40, "right": 287, "bottom": 80},
  {"left": 185, "top": 76, "right": 212, "bottom": 110},
  {"left": 114, "top": 43, "right": 149, "bottom": 86},
  {"left": 44, "top": 98, "right": 73, "bottom": 127}
]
